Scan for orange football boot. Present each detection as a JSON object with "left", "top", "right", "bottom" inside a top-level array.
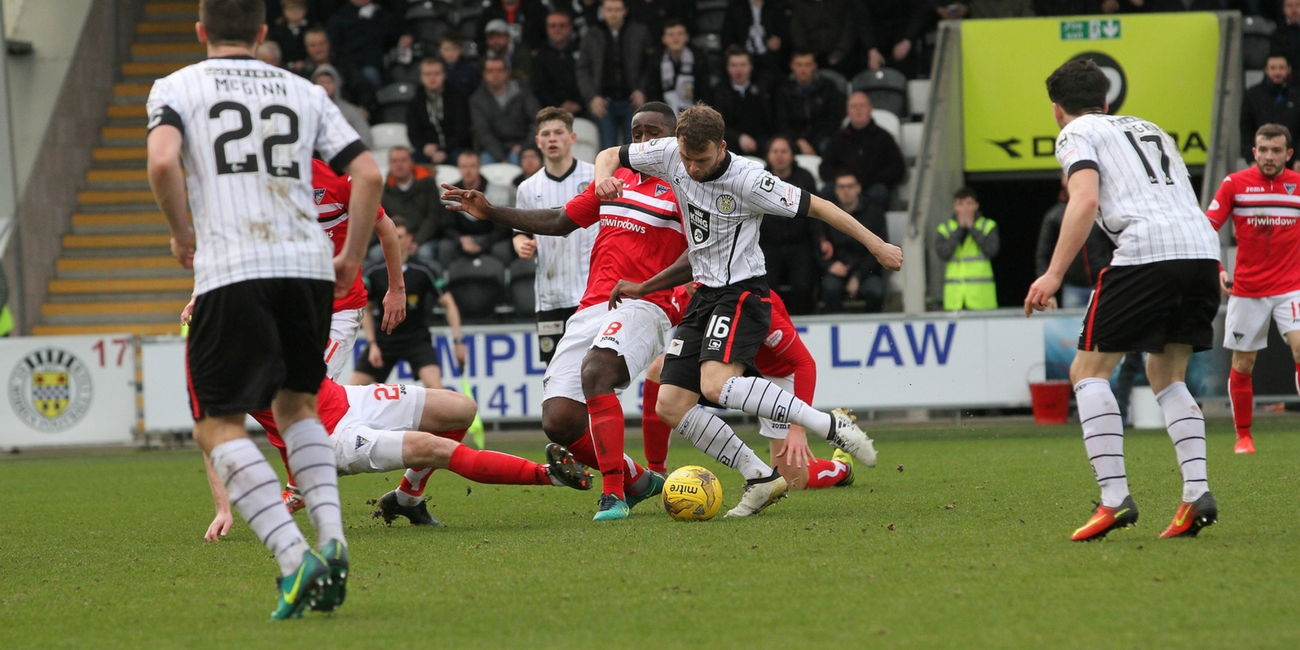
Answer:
[
  {"left": 1234, "top": 435, "right": 1256, "bottom": 454},
  {"left": 1071, "top": 495, "right": 1139, "bottom": 542},
  {"left": 1159, "top": 491, "right": 1218, "bottom": 538}
]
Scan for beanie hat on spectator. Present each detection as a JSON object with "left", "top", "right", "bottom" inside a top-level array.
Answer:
[{"left": 310, "top": 64, "right": 343, "bottom": 97}]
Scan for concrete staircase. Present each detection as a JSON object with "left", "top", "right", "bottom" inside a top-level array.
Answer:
[{"left": 33, "top": 1, "right": 203, "bottom": 336}]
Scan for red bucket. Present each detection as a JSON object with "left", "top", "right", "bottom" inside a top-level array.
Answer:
[{"left": 1029, "top": 380, "right": 1072, "bottom": 424}]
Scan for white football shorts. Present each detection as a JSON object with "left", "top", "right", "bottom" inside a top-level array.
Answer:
[
  {"left": 758, "top": 373, "right": 796, "bottom": 440},
  {"left": 325, "top": 308, "right": 363, "bottom": 381},
  {"left": 541, "top": 300, "right": 672, "bottom": 405},
  {"left": 332, "top": 383, "right": 426, "bottom": 475},
  {"left": 1223, "top": 290, "right": 1300, "bottom": 352}
]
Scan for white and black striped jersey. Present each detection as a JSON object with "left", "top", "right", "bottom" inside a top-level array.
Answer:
[
  {"left": 1055, "top": 113, "right": 1219, "bottom": 266},
  {"left": 515, "top": 159, "right": 598, "bottom": 311},
  {"left": 146, "top": 56, "right": 367, "bottom": 295},
  {"left": 620, "top": 137, "right": 810, "bottom": 287}
]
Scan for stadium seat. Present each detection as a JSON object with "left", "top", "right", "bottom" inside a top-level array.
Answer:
[
  {"left": 1243, "top": 16, "right": 1276, "bottom": 70},
  {"left": 573, "top": 117, "right": 600, "bottom": 148},
  {"left": 508, "top": 257, "right": 536, "bottom": 316},
  {"left": 691, "top": 33, "right": 722, "bottom": 54},
  {"left": 818, "top": 69, "right": 850, "bottom": 96},
  {"left": 795, "top": 154, "right": 822, "bottom": 188},
  {"left": 446, "top": 255, "right": 507, "bottom": 322},
  {"left": 371, "top": 123, "right": 411, "bottom": 150},
  {"left": 695, "top": 9, "right": 726, "bottom": 36},
  {"left": 872, "top": 109, "right": 902, "bottom": 143},
  {"left": 907, "top": 79, "right": 930, "bottom": 119},
  {"left": 743, "top": 155, "right": 765, "bottom": 167},
  {"left": 852, "top": 68, "right": 908, "bottom": 118},
  {"left": 405, "top": 1, "right": 452, "bottom": 45},
  {"left": 1245, "top": 69, "right": 1265, "bottom": 89},
  {"left": 376, "top": 82, "right": 417, "bottom": 124},
  {"left": 480, "top": 162, "right": 522, "bottom": 207},
  {"left": 435, "top": 164, "right": 462, "bottom": 193},
  {"left": 573, "top": 141, "right": 598, "bottom": 164},
  {"left": 375, "top": 148, "right": 391, "bottom": 179},
  {"left": 901, "top": 122, "right": 923, "bottom": 163}
]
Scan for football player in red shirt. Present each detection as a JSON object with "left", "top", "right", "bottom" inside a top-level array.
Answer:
[
  {"left": 202, "top": 376, "right": 592, "bottom": 540},
  {"left": 1205, "top": 124, "right": 1300, "bottom": 455}
]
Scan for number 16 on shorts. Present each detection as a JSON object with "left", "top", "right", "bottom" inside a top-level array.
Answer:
[{"left": 706, "top": 315, "right": 731, "bottom": 351}]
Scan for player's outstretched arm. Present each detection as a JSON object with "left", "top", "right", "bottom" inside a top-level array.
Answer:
[
  {"left": 608, "top": 251, "right": 693, "bottom": 309},
  {"left": 337, "top": 151, "right": 384, "bottom": 297},
  {"left": 374, "top": 216, "right": 407, "bottom": 333},
  {"left": 439, "top": 293, "right": 468, "bottom": 366},
  {"left": 1026, "top": 168, "right": 1099, "bottom": 316},
  {"left": 146, "top": 125, "right": 194, "bottom": 269},
  {"left": 203, "top": 451, "right": 234, "bottom": 542},
  {"left": 440, "top": 184, "right": 581, "bottom": 236},
  {"left": 594, "top": 146, "right": 624, "bottom": 192},
  {"left": 807, "top": 195, "right": 903, "bottom": 271}
]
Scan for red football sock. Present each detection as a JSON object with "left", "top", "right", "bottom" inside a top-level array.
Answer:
[
  {"left": 277, "top": 445, "right": 296, "bottom": 487},
  {"left": 588, "top": 392, "right": 627, "bottom": 499},
  {"left": 447, "top": 445, "right": 548, "bottom": 485},
  {"left": 1229, "top": 368, "right": 1253, "bottom": 439},
  {"left": 565, "top": 431, "right": 600, "bottom": 468},
  {"left": 625, "top": 454, "right": 645, "bottom": 487},
  {"left": 398, "top": 467, "right": 434, "bottom": 499},
  {"left": 804, "top": 458, "right": 850, "bottom": 489},
  {"left": 437, "top": 428, "right": 468, "bottom": 443},
  {"left": 641, "top": 380, "right": 670, "bottom": 473}
]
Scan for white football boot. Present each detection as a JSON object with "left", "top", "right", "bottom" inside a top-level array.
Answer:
[
  {"left": 724, "top": 471, "right": 789, "bottom": 517},
  {"left": 829, "top": 408, "right": 877, "bottom": 468}
]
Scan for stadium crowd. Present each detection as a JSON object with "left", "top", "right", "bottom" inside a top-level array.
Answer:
[{"left": 252, "top": 0, "right": 1288, "bottom": 321}]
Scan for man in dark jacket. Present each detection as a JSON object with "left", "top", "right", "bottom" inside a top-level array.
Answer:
[
  {"left": 760, "top": 136, "right": 821, "bottom": 314},
  {"left": 439, "top": 151, "right": 516, "bottom": 265},
  {"left": 775, "top": 51, "right": 845, "bottom": 155},
  {"left": 641, "top": 19, "right": 710, "bottom": 114},
  {"left": 325, "top": 0, "right": 400, "bottom": 90},
  {"left": 532, "top": 10, "right": 585, "bottom": 116},
  {"left": 1274, "top": 0, "right": 1300, "bottom": 73},
  {"left": 822, "top": 172, "right": 889, "bottom": 313},
  {"left": 820, "top": 91, "right": 905, "bottom": 206},
  {"left": 406, "top": 58, "right": 472, "bottom": 165},
  {"left": 624, "top": 0, "right": 695, "bottom": 40},
  {"left": 712, "top": 47, "right": 776, "bottom": 156},
  {"left": 722, "top": 0, "right": 791, "bottom": 85},
  {"left": 470, "top": 56, "right": 543, "bottom": 164},
  {"left": 861, "top": 0, "right": 932, "bottom": 78},
  {"left": 576, "top": 0, "right": 651, "bottom": 147},
  {"left": 789, "top": 0, "right": 858, "bottom": 75},
  {"left": 478, "top": 0, "right": 548, "bottom": 53},
  {"left": 381, "top": 147, "right": 446, "bottom": 264},
  {"left": 1242, "top": 54, "right": 1300, "bottom": 167}
]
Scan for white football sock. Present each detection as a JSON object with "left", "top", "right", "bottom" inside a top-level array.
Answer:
[
  {"left": 717, "top": 376, "right": 835, "bottom": 438},
  {"left": 1156, "top": 382, "right": 1209, "bottom": 502},
  {"left": 675, "top": 406, "right": 771, "bottom": 480},
  {"left": 210, "top": 438, "right": 310, "bottom": 576},
  {"left": 281, "top": 418, "right": 345, "bottom": 547},
  {"left": 1075, "top": 378, "right": 1129, "bottom": 507}
]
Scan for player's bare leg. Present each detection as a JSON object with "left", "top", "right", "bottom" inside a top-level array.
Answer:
[
  {"left": 417, "top": 364, "right": 443, "bottom": 389},
  {"left": 349, "top": 370, "right": 378, "bottom": 385},
  {"left": 391, "top": 387, "right": 477, "bottom": 519},
  {"left": 701, "top": 360, "right": 877, "bottom": 467},
  {"left": 1146, "top": 345, "right": 1218, "bottom": 538},
  {"left": 1228, "top": 350, "right": 1258, "bottom": 454}
]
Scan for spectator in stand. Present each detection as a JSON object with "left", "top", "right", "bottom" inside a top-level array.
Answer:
[
  {"left": 514, "top": 147, "right": 543, "bottom": 185},
  {"left": 577, "top": 0, "right": 650, "bottom": 148},
  {"left": 970, "top": 0, "right": 1034, "bottom": 17},
  {"left": 326, "top": 0, "right": 401, "bottom": 91},
  {"left": 302, "top": 26, "right": 376, "bottom": 116},
  {"left": 722, "top": 0, "right": 791, "bottom": 87},
  {"left": 479, "top": 0, "right": 548, "bottom": 53},
  {"left": 256, "top": 40, "right": 283, "bottom": 67},
  {"left": 312, "top": 65, "right": 374, "bottom": 148},
  {"left": 624, "top": 0, "right": 695, "bottom": 41},
  {"left": 1033, "top": 0, "right": 1104, "bottom": 14},
  {"left": 406, "top": 57, "right": 472, "bottom": 165},
  {"left": 934, "top": 3, "right": 970, "bottom": 20},
  {"left": 822, "top": 172, "right": 888, "bottom": 314},
  {"left": 760, "top": 135, "right": 820, "bottom": 315},
  {"left": 307, "top": 0, "right": 345, "bottom": 24},
  {"left": 712, "top": 46, "right": 776, "bottom": 157},
  {"left": 862, "top": 0, "right": 931, "bottom": 78},
  {"left": 935, "top": 187, "right": 999, "bottom": 311},
  {"left": 440, "top": 151, "right": 516, "bottom": 264},
  {"left": 820, "top": 91, "right": 905, "bottom": 207},
  {"left": 533, "top": 11, "right": 586, "bottom": 117},
  {"left": 269, "top": 0, "right": 312, "bottom": 73},
  {"left": 384, "top": 33, "right": 423, "bottom": 85},
  {"left": 470, "top": 55, "right": 543, "bottom": 164},
  {"left": 564, "top": 0, "right": 602, "bottom": 34},
  {"left": 1276, "top": 0, "right": 1300, "bottom": 72},
  {"left": 775, "top": 51, "right": 845, "bottom": 155},
  {"left": 789, "top": 0, "right": 857, "bottom": 75},
  {"left": 1035, "top": 173, "right": 1112, "bottom": 309},
  {"left": 642, "top": 19, "right": 710, "bottom": 114},
  {"left": 382, "top": 146, "right": 446, "bottom": 265},
  {"left": 439, "top": 34, "right": 481, "bottom": 99},
  {"left": 1242, "top": 54, "right": 1300, "bottom": 168},
  {"left": 483, "top": 19, "right": 535, "bottom": 84}
]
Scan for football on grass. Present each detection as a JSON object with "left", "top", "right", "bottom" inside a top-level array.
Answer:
[{"left": 662, "top": 465, "right": 722, "bottom": 521}]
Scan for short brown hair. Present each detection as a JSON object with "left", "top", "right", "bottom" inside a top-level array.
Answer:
[
  {"left": 675, "top": 105, "right": 725, "bottom": 152},
  {"left": 201, "top": 0, "right": 265, "bottom": 45},
  {"left": 389, "top": 215, "right": 410, "bottom": 232},
  {"left": 1257, "top": 123, "right": 1293, "bottom": 149},
  {"left": 536, "top": 106, "right": 574, "bottom": 131},
  {"left": 1046, "top": 59, "right": 1108, "bottom": 116},
  {"left": 724, "top": 45, "right": 750, "bottom": 63}
]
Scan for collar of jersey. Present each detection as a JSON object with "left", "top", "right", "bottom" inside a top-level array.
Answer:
[
  {"left": 700, "top": 151, "right": 732, "bottom": 183},
  {"left": 212, "top": 55, "right": 256, "bottom": 60},
  {"left": 545, "top": 158, "right": 579, "bottom": 183}
]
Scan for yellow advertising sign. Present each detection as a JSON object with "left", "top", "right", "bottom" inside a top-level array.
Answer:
[{"left": 962, "top": 14, "right": 1219, "bottom": 172}]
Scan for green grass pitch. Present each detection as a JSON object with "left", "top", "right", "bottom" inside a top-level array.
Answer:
[{"left": 3, "top": 418, "right": 1300, "bottom": 649}]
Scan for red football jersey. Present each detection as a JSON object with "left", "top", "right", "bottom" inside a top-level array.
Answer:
[
  {"left": 312, "top": 159, "right": 387, "bottom": 311},
  {"left": 257, "top": 377, "right": 351, "bottom": 449},
  {"left": 753, "top": 291, "right": 815, "bottom": 404},
  {"left": 564, "top": 169, "right": 687, "bottom": 323},
  {"left": 1206, "top": 165, "right": 1300, "bottom": 298}
]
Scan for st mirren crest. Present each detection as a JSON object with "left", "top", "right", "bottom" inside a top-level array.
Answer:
[{"left": 9, "top": 348, "right": 93, "bottom": 431}]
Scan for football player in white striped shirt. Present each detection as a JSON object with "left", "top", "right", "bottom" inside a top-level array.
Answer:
[
  {"left": 593, "top": 105, "right": 902, "bottom": 515},
  {"left": 1026, "top": 59, "right": 1221, "bottom": 542},
  {"left": 513, "top": 108, "right": 597, "bottom": 363},
  {"left": 146, "top": 0, "right": 380, "bottom": 619}
]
